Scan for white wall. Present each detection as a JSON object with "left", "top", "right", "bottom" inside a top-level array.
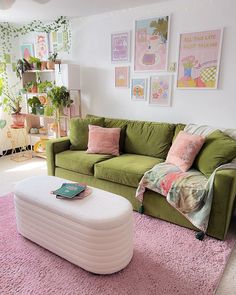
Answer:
[{"left": 71, "top": 0, "right": 236, "bottom": 128}]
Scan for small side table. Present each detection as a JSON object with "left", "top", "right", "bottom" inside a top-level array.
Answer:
[{"left": 7, "top": 126, "right": 32, "bottom": 162}]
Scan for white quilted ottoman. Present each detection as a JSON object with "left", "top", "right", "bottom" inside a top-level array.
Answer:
[{"left": 14, "top": 175, "right": 133, "bottom": 274}]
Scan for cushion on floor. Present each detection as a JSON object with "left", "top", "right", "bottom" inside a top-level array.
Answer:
[
  {"left": 94, "top": 154, "right": 164, "bottom": 187},
  {"left": 56, "top": 150, "right": 114, "bottom": 176}
]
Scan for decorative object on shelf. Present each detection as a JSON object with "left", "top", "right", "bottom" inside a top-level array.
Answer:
[
  {"left": 29, "top": 127, "right": 39, "bottom": 134},
  {"left": 111, "top": 31, "right": 130, "bottom": 63},
  {"left": 33, "top": 138, "right": 48, "bottom": 153},
  {"left": 134, "top": 16, "right": 170, "bottom": 71},
  {"left": 20, "top": 44, "right": 34, "bottom": 62},
  {"left": 177, "top": 29, "right": 223, "bottom": 89},
  {"left": 131, "top": 78, "right": 147, "bottom": 101},
  {"left": 149, "top": 75, "right": 172, "bottom": 106},
  {"left": 115, "top": 66, "right": 130, "bottom": 88}
]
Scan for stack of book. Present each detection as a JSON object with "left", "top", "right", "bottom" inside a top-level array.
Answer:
[{"left": 52, "top": 183, "right": 89, "bottom": 199}]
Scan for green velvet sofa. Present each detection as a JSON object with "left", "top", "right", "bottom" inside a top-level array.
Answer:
[{"left": 46, "top": 115, "right": 236, "bottom": 240}]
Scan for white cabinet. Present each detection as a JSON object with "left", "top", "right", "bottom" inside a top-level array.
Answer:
[{"left": 55, "top": 64, "right": 80, "bottom": 90}]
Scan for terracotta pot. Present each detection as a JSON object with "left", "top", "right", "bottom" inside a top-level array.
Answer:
[
  {"left": 31, "top": 85, "right": 38, "bottom": 93},
  {"left": 47, "top": 61, "right": 55, "bottom": 70},
  {"left": 11, "top": 113, "right": 26, "bottom": 128},
  {"left": 41, "top": 61, "right": 47, "bottom": 71}
]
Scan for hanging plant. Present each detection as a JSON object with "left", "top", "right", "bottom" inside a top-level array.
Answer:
[
  {"left": 0, "top": 16, "right": 71, "bottom": 102},
  {"left": 0, "top": 16, "right": 71, "bottom": 55}
]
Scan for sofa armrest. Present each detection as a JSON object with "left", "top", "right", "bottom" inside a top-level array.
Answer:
[
  {"left": 46, "top": 137, "right": 71, "bottom": 176},
  {"left": 208, "top": 169, "right": 236, "bottom": 239}
]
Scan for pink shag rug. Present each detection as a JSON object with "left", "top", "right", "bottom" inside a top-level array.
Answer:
[{"left": 0, "top": 194, "right": 235, "bottom": 295}]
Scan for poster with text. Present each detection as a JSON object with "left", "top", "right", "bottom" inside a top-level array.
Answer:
[
  {"left": 177, "top": 29, "right": 223, "bottom": 89},
  {"left": 149, "top": 75, "right": 172, "bottom": 106},
  {"left": 134, "top": 16, "right": 170, "bottom": 71},
  {"left": 111, "top": 32, "right": 130, "bottom": 62},
  {"left": 35, "top": 33, "right": 49, "bottom": 61}
]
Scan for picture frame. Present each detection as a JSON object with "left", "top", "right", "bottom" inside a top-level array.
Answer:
[
  {"left": 134, "top": 15, "right": 170, "bottom": 72},
  {"left": 176, "top": 28, "right": 223, "bottom": 89},
  {"left": 111, "top": 31, "right": 130, "bottom": 62},
  {"left": 131, "top": 78, "right": 147, "bottom": 100},
  {"left": 115, "top": 66, "right": 130, "bottom": 88},
  {"left": 149, "top": 75, "right": 172, "bottom": 106},
  {"left": 35, "top": 33, "right": 49, "bottom": 61},
  {"left": 20, "top": 44, "right": 34, "bottom": 61}
]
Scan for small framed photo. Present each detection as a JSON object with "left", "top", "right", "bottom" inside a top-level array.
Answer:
[
  {"left": 149, "top": 75, "right": 172, "bottom": 106},
  {"left": 111, "top": 31, "right": 130, "bottom": 63},
  {"left": 20, "top": 44, "right": 34, "bottom": 61},
  {"left": 115, "top": 66, "right": 130, "bottom": 88},
  {"left": 35, "top": 33, "right": 49, "bottom": 61},
  {"left": 131, "top": 78, "right": 147, "bottom": 100}
]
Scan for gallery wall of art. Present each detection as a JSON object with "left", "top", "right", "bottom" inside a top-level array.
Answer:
[{"left": 71, "top": 0, "right": 236, "bottom": 128}]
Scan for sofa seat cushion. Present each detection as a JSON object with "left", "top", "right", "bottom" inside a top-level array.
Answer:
[
  {"left": 94, "top": 154, "right": 164, "bottom": 188},
  {"left": 56, "top": 151, "right": 114, "bottom": 176}
]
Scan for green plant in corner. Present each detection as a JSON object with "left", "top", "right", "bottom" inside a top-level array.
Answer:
[{"left": 0, "top": 86, "right": 22, "bottom": 115}]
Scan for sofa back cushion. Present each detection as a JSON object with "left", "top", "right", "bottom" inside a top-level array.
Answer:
[
  {"left": 124, "top": 121, "right": 175, "bottom": 158},
  {"left": 194, "top": 130, "right": 236, "bottom": 177},
  {"left": 87, "top": 125, "right": 121, "bottom": 156},
  {"left": 70, "top": 117, "right": 105, "bottom": 150}
]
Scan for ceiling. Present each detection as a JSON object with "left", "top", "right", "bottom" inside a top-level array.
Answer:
[{"left": 0, "top": 0, "right": 170, "bottom": 23}]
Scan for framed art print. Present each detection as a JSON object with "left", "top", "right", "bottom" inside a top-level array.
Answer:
[
  {"left": 131, "top": 78, "right": 147, "bottom": 100},
  {"left": 21, "top": 44, "right": 34, "bottom": 61},
  {"left": 35, "top": 33, "right": 49, "bottom": 61},
  {"left": 115, "top": 66, "right": 130, "bottom": 88},
  {"left": 134, "top": 15, "right": 170, "bottom": 71},
  {"left": 176, "top": 29, "right": 223, "bottom": 89},
  {"left": 149, "top": 75, "right": 172, "bottom": 106},
  {"left": 111, "top": 31, "right": 130, "bottom": 62}
]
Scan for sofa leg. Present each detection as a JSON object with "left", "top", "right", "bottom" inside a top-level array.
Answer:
[
  {"left": 138, "top": 204, "right": 144, "bottom": 214},
  {"left": 195, "top": 231, "right": 205, "bottom": 241}
]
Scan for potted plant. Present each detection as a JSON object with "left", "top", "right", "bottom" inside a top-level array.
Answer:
[
  {"left": 24, "top": 81, "right": 38, "bottom": 93},
  {"left": 28, "top": 56, "right": 41, "bottom": 71},
  {"left": 16, "top": 58, "right": 32, "bottom": 80},
  {"left": 0, "top": 82, "right": 25, "bottom": 127},
  {"left": 27, "top": 96, "right": 44, "bottom": 115},
  {"left": 47, "top": 52, "right": 58, "bottom": 70},
  {"left": 47, "top": 85, "right": 72, "bottom": 111},
  {"left": 37, "top": 80, "right": 53, "bottom": 94}
]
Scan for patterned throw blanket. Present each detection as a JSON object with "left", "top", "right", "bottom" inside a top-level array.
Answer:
[
  {"left": 136, "top": 163, "right": 212, "bottom": 232},
  {"left": 136, "top": 161, "right": 236, "bottom": 233}
]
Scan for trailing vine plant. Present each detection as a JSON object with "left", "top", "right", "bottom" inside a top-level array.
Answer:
[{"left": 0, "top": 16, "right": 71, "bottom": 95}]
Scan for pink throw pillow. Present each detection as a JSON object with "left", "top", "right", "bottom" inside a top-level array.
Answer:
[
  {"left": 87, "top": 125, "right": 121, "bottom": 156},
  {"left": 166, "top": 131, "right": 205, "bottom": 172}
]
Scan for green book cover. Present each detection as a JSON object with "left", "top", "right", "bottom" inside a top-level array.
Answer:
[{"left": 53, "top": 183, "right": 86, "bottom": 198}]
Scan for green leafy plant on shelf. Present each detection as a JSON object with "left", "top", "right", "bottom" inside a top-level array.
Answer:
[
  {"left": 27, "top": 96, "right": 44, "bottom": 115},
  {"left": 37, "top": 80, "right": 53, "bottom": 93},
  {"left": 47, "top": 85, "right": 72, "bottom": 119}
]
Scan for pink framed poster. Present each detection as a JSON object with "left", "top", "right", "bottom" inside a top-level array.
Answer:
[
  {"left": 115, "top": 66, "right": 130, "bottom": 88},
  {"left": 177, "top": 29, "right": 223, "bottom": 89},
  {"left": 149, "top": 75, "right": 172, "bottom": 106},
  {"left": 134, "top": 16, "right": 170, "bottom": 72},
  {"left": 35, "top": 33, "right": 49, "bottom": 61},
  {"left": 111, "top": 32, "right": 130, "bottom": 62}
]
